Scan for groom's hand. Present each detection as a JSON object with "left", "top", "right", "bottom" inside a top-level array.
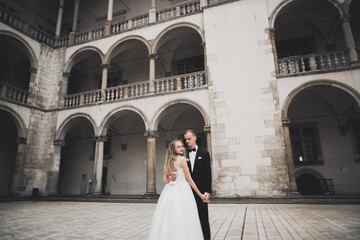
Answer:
[{"left": 203, "top": 192, "right": 210, "bottom": 203}]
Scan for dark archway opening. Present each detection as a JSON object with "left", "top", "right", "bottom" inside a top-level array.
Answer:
[{"left": 296, "top": 173, "right": 321, "bottom": 195}]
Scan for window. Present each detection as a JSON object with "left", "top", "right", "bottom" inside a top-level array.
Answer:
[
  {"left": 174, "top": 56, "right": 204, "bottom": 75},
  {"left": 290, "top": 123, "right": 323, "bottom": 165}
]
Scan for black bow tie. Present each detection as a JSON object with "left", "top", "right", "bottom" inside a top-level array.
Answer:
[{"left": 188, "top": 148, "right": 196, "bottom": 152}]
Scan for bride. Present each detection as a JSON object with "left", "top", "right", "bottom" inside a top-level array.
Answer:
[{"left": 148, "top": 139, "right": 206, "bottom": 240}]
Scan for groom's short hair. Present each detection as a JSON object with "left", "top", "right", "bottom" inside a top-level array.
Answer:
[{"left": 185, "top": 129, "right": 196, "bottom": 136}]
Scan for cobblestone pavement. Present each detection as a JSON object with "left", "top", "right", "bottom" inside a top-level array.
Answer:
[{"left": 0, "top": 201, "right": 359, "bottom": 240}]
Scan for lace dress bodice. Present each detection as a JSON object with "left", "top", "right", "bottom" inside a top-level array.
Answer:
[{"left": 170, "top": 157, "right": 187, "bottom": 183}]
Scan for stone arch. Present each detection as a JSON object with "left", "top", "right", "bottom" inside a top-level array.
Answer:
[
  {"left": 281, "top": 80, "right": 360, "bottom": 120},
  {"left": 56, "top": 113, "right": 97, "bottom": 140},
  {"left": 151, "top": 99, "right": 210, "bottom": 131},
  {"left": 0, "top": 30, "right": 38, "bottom": 70},
  {"left": 100, "top": 106, "right": 148, "bottom": 136},
  {"left": 105, "top": 35, "right": 151, "bottom": 63},
  {"left": 64, "top": 46, "right": 105, "bottom": 73},
  {"left": 269, "top": 0, "right": 344, "bottom": 29},
  {"left": 152, "top": 22, "right": 205, "bottom": 54},
  {"left": 295, "top": 169, "right": 324, "bottom": 195},
  {"left": 295, "top": 168, "right": 323, "bottom": 179},
  {"left": 0, "top": 105, "right": 27, "bottom": 139}
]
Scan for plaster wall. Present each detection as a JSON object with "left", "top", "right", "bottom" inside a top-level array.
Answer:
[{"left": 203, "top": 1, "right": 286, "bottom": 196}]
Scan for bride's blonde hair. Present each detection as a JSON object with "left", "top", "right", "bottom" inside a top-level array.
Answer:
[{"left": 164, "top": 139, "right": 185, "bottom": 175}]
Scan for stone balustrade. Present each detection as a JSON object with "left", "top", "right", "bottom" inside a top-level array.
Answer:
[
  {"left": 63, "top": 71, "right": 207, "bottom": 108},
  {"left": 0, "top": 1, "right": 234, "bottom": 47},
  {"left": 0, "top": 7, "right": 55, "bottom": 45},
  {"left": 111, "top": 14, "right": 149, "bottom": 34},
  {"left": 0, "top": 82, "right": 28, "bottom": 104},
  {"left": 157, "top": 1, "right": 201, "bottom": 21},
  {"left": 74, "top": 27, "right": 104, "bottom": 44},
  {"left": 277, "top": 50, "right": 350, "bottom": 76}
]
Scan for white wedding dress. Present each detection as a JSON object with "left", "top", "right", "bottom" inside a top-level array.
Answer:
[{"left": 148, "top": 157, "right": 204, "bottom": 240}]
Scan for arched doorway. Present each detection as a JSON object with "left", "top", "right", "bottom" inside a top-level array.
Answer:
[
  {"left": 296, "top": 173, "right": 322, "bottom": 195},
  {"left": 67, "top": 49, "right": 103, "bottom": 94},
  {"left": 284, "top": 82, "right": 360, "bottom": 194},
  {"left": 101, "top": 109, "right": 147, "bottom": 195},
  {"left": 58, "top": 117, "right": 95, "bottom": 195},
  {"left": 0, "top": 110, "right": 18, "bottom": 196},
  {"left": 154, "top": 25, "right": 205, "bottom": 78},
  {"left": 0, "top": 34, "right": 33, "bottom": 91}
]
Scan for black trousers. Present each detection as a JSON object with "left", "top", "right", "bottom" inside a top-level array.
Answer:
[{"left": 194, "top": 195, "right": 211, "bottom": 240}]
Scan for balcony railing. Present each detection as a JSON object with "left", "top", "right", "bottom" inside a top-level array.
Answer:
[
  {"left": 0, "top": 1, "right": 236, "bottom": 47},
  {"left": 156, "top": 1, "right": 201, "bottom": 21},
  {"left": 277, "top": 50, "right": 351, "bottom": 76},
  {"left": 0, "top": 82, "right": 28, "bottom": 104},
  {"left": 111, "top": 14, "right": 149, "bottom": 35},
  {"left": 63, "top": 71, "right": 207, "bottom": 108}
]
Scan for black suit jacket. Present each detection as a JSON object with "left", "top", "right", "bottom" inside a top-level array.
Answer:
[{"left": 187, "top": 147, "right": 212, "bottom": 194}]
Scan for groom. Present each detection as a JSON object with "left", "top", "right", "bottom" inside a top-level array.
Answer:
[{"left": 184, "top": 129, "right": 212, "bottom": 240}]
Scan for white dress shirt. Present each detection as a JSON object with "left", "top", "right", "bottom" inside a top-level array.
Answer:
[{"left": 189, "top": 145, "right": 198, "bottom": 172}]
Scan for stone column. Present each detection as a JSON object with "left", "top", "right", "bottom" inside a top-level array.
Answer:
[
  {"left": 148, "top": 54, "right": 157, "bottom": 93},
  {"left": 26, "top": 67, "right": 37, "bottom": 105},
  {"left": 282, "top": 119, "right": 299, "bottom": 194},
  {"left": 69, "top": 0, "right": 80, "bottom": 45},
  {"left": 104, "top": 0, "right": 114, "bottom": 36},
  {"left": 149, "top": 0, "right": 156, "bottom": 23},
  {"left": 10, "top": 137, "right": 27, "bottom": 195},
  {"left": 144, "top": 130, "right": 158, "bottom": 197},
  {"left": 46, "top": 139, "right": 65, "bottom": 195},
  {"left": 55, "top": 0, "right": 65, "bottom": 37},
  {"left": 91, "top": 136, "right": 107, "bottom": 194},
  {"left": 341, "top": 15, "right": 359, "bottom": 65},
  {"left": 101, "top": 64, "right": 110, "bottom": 100}
]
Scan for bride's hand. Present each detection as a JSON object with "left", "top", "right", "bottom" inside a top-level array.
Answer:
[
  {"left": 201, "top": 194, "right": 210, "bottom": 203},
  {"left": 202, "top": 193, "right": 210, "bottom": 203}
]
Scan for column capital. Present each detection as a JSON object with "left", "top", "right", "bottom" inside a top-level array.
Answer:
[
  {"left": 148, "top": 53, "right": 158, "bottom": 60},
  {"left": 15, "top": 137, "right": 27, "bottom": 144},
  {"left": 93, "top": 135, "right": 108, "bottom": 142},
  {"left": 101, "top": 64, "right": 111, "bottom": 70},
  {"left": 63, "top": 72, "right": 71, "bottom": 78},
  {"left": 29, "top": 67, "right": 37, "bottom": 74},
  {"left": 282, "top": 118, "right": 290, "bottom": 127},
  {"left": 144, "top": 130, "right": 159, "bottom": 138},
  {"left": 54, "top": 139, "right": 65, "bottom": 146}
]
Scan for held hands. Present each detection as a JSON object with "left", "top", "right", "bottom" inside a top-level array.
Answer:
[
  {"left": 202, "top": 192, "right": 210, "bottom": 203},
  {"left": 168, "top": 173, "right": 177, "bottom": 182}
]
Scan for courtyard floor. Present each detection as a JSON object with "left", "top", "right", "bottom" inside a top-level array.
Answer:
[{"left": 0, "top": 201, "right": 359, "bottom": 239}]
